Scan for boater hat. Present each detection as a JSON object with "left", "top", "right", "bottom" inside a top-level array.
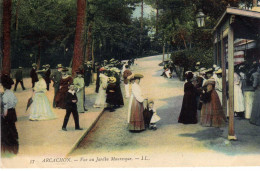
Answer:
[
  {"left": 57, "top": 64, "right": 63, "bottom": 68},
  {"left": 216, "top": 68, "right": 222, "bottom": 74},
  {"left": 32, "top": 63, "right": 37, "bottom": 67},
  {"left": 45, "top": 64, "right": 50, "bottom": 68},
  {"left": 134, "top": 73, "right": 144, "bottom": 79},
  {"left": 196, "top": 62, "right": 201, "bottom": 66}
]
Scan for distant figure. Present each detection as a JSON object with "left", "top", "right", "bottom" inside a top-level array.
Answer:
[
  {"left": 73, "top": 70, "right": 85, "bottom": 113},
  {"left": 250, "top": 66, "right": 260, "bottom": 126},
  {"left": 44, "top": 64, "right": 51, "bottom": 91},
  {"left": 62, "top": 84, "right": 83, "bottom": 131},
  {"left": 123, "top": 65, "right": 132, "bottom": 98},
  {"left": 94, "top": 68, "right": 108, "bottom": 108},
  {"left": 84, "top": 61, "right": 92, "bottom": 87},
  {"left": 50, "top": 64, "right": 63, "bottom": 108},
  {"left": 178, "top": 72, "right": 198, "bottom": 124},
  {"left": 29, "top": 70, "right": 56, "bottom": 121},
  {"left": 14, "top": 67, "right": 26, "bottom": 91},
  {"left": 55, "top": 67, "right": 73, "bottom": 109},
  {"left": 95, "top": 62, "right": 101, "bottom": 93},
  {"left": 30, "top": 63, "right": 38, "bottom": 88},
  {"left": 1, "top": 74, "right": 19, "bottom": 155},
  {"left": 106, "top": 77, "right": 117, "bottom": 112}
]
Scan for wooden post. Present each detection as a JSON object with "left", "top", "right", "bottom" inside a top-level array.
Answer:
[
  {"left": 227, "top": 19, "right": 237, "bottom": 140},
  {"left": 221, "top": 30, "right": 227, "bottom": 117},
  {"left": 0, "top": 0, "right": 3, "bottom": 72},
  {"left": 162, "top": 43, "right": 165, "bottom": 62}
]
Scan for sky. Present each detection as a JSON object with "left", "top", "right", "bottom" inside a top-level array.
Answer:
[{"left": 132, "top": 2, "right": 156, "bottom": 19}]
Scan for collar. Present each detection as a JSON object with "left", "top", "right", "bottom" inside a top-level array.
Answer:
[{"left": 68, "top": 89, "right": 75, "bottom": 95}]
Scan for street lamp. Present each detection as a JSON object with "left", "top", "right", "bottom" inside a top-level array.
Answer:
[{"left": 196, "top": 10, "right": 205, "bottom": 28}]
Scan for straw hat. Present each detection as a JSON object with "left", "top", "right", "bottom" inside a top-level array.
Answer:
[
  {"left": 108, "top": 77, "right": 116, "bottom": 83},
  {"left": 205, "top": 68, "right": 213, "bottom": 73},
  {"left": 57, "top": 64, "right": 63, "bottom": 68},
  {"left": 45, "top": 64, "right": 50, "bottom": 68},
  {"left": 134, "top": 73, "right": 144, "bottom": 79},
  {"left": 32, "top": 63, "right": 37, "bottom": 67},
  {"left": 196, "top": 62, "right": 201, "bottom": 66},
  {"left": 216, "top": 68, "right": 222, "bottom": 74}
]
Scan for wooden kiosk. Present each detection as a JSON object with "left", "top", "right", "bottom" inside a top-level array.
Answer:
[{"left": 213, "top": 7, "right": 260, "bottom": 140}]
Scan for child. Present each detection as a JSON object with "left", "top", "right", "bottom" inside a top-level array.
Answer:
[
  {"left": 62, "top": 84, "right": 83, "bottom": 131},
  {"left": 143, "top": 99, "right": 161, "bottom": 130}
]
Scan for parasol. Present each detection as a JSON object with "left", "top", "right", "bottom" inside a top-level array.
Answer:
[{"left": 26, "top": 97, "right": 33, "bottom": 111}]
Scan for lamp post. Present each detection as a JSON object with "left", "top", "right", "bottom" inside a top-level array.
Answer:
[{"left": 196, "top": 10, "right": 205, "bottom": 28}]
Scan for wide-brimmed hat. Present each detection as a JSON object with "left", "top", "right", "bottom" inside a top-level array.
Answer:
[
  {"left": 196, "top": 62, "right": 201, "bottom": 66},
  {"left": 104, "top": 60, "right": 108, "bottom": 62},
  {"left": 57, "top": 64, "right": 63, "bottom": 68},
  {"left": 204, "top": 78, "right": 215, "bottom": 86},
  {"left": 45, "top": 64, "right": 50, "bottom": 68},
  {"left": 99, "top": 67, "right": 106, "bottom": 72},
  {"left": 108, "top": 77, "right": 116, "bottom": 83},
  {"left": 214, "top": 66, "right": 220, "bottom": 71},
  {"left": 148, "top": 99, "right": 154, "bottom": 104},
  {"left": 1, "top": 74, "right": 14, "bottom": 89},
  {"left": 185, "top": 71, "right": 193, "bottom": 80},
  {"left": 134, "top": 73, "right": 144, "bottom": 79},
  {"left": 62, "top": 67, "right": 69, "bottom": 72},
  {"left": 216, "top": 68, "right": 222, "bottom": 74},
  {"left": 205, "top": 68, "right": 213, "bottom": 73},
  {"left": 42, "top": 65, "right": 46, "bottom": 68},
  {"left": 32, "top": 63, "right": 37, "bottom": 67},
  {"left": 110, "top": 58, "right": 115, "bottom": 62}
]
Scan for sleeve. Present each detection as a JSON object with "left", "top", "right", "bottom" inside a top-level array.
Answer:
[
  {"left": 2, "top": 93, "right": 8, "bottom": 113},
  {"left": 132, "top": 85, "right": 144, "bottom": 103}
]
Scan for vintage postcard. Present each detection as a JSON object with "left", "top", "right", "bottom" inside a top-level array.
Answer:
[{"left": 1, "top": 0, "right": 260, "bottom": 168}]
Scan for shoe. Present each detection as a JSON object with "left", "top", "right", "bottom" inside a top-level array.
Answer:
[
  {"left": 62, "top": 128, "right": 67, "bottom": 131},
  {"left": 75, "top": 128, "right": 83, "bottom": 130}
]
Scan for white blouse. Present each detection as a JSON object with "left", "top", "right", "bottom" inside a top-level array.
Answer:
[{"left": 132, "top": 83, "right": 144, "bottom": 103}]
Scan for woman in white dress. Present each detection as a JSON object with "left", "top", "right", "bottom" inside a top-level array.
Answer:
[
  {"left": 93, "top": 68, "right": 108, "bottom": 108},
  {"left": 234, "top": 71, "right": 245, "bottom": 116},
  {"left": 29, "top": 71, "right": 57, "bottom": 121}
]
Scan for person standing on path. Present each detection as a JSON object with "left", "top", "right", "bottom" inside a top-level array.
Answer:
[
  {"left": 234, "top": 69, "right": 245, "bottom": 117},
  {"left": 127, "top": 74, "right": 146, "bottom": 131},
  {"left": 1, "top": 74, "right": 19, "bottom": 155},
  {"left": 123, "top": 65, "right": 132, "bottom": 98},
  {"left": 95, "top": 62, "right": 101, "bottom": 93},
  {"left": 94, "top": 68, "right": 108, "bottom": 108},
  {"left": 55, "top": 67, "right": 73, "bottom": 109},
  {"left": 200, "top": 79, "right": 226, "bottom": 127},
  {"left": 50, "top": 64, "right": 63, "bottom": 108},
  {"left": 30, "top": 63, "right": 38, "bottom": 88},
  {"left": 73, "top": 70, "right": 85, "bottom": 113},
  {"left": 29, "top": 70, "right": 56, "bottom": 121},
  {"left": 62, "top": 84, "right": 83, "bottom": 131},
  {"left": 178, "top": 71, "right": 198, "bottom": 124},
  {"left": 84, "top": 61, "right": 92, "bottom": 87},
  {"left": 44, "top": 64, "right": 51, "bottom": 91},
  {"left": 250, "top": 66, "right": 260, "bottom": 126},
  {"left": 14, "top": 67, "right": 26, "bottom": 91}
]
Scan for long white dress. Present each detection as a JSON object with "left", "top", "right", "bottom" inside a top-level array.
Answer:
[
  {"left": 94, "top": 73, "right": 108, "bottom": 108},
  {"left": 29, "top": 78, "right": 57, "bottom": 121},
  {"left": 234, "top": 72, "right": 245, "bottom": 112}
]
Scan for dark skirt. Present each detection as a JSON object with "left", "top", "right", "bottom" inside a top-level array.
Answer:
[
  {"left": 250, "top": 89, "right": 260, "bottom": 126},
  {"left": 115, "top": 84, "right": 124, "bottom": 106},
  {"left": 1, "top": 109, "right": 19, "bottom": 155}
]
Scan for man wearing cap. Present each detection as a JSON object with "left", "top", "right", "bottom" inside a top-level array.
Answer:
[
  {"left": 50, "top": 64, "right": 63, "bottom": 108},
  {"left": 14, "top": 67, "right": 26, "bottom": 91},
  {"left": 44, "top": 64, "right": 51, "bottom": 91},
  {"left": 30, "top": 63, "right": 38, "bottom": 88},
  {"left": 84, "top": 61, "right": 92, "bottom": 87}
]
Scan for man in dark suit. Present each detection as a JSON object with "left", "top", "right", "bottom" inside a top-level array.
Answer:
[
  {"left": 84, "top": 61, "right": 92, "bottom": 87},
  {"left": 30, "top": 63, "right": 38, "bottom": 88},
  {"left": 50, "top": 64, "right": 63, "bottom": 108},
  {"left": 14, "top": 67, "right": 26, "bottom": 91},
  {"left": 44, "top": 64, "right": 51, "bottom": 91},
  {"left": 62, "top": 84, "right": 83, "bottom": 131}
]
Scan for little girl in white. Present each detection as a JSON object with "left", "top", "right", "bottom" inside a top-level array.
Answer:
[{"left": 144, "top": 99, "right": 161, "bottom": 130}]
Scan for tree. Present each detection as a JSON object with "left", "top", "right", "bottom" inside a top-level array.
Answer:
[
  {"left": 0, "top": 0, "right": 3, "bottom": 72},
  {"left": 72, "top": 0, "right": 86, "bottom": 75},
  {"left": 2, "top": 0, "right": 12, "bottom": 75}
]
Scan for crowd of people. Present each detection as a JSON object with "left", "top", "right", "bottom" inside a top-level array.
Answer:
[
  {"left": 1, "top": 56, "right": 161, "bottom": 156},
  {"left": 178, "top": 60, "right": 260, "bottom": 128}
]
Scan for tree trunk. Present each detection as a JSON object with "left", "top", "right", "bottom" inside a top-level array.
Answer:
[
  {"left": 85, "top": 22, "right": 92, "bottom": 62},
  {"left": 36, "top": 41, "right": 41, "bottom": 70},
  {"left": 72, "top": 0, "right": 86, "bottom": 76},
  {"left": 0, "top": 0, "right": 3, "bottom": 72},
  {"left": 141, "top": 0, "right": 143, "bottom": 33},
  {"left": 156, "top": 0, "right": 158, "bottom": 35},
  {"left": 2, "top": 0, "right": 12, "bottom": 75}
]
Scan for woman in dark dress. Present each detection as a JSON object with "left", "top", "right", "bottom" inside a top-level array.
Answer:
[
  {"left": 1, "top": 74, "right": 19, "bottom": 155},
  {"left": 106, "top": 77, "right": 117, "bottom": 112},
  {"left": 178, "top": 72, "right": 198, "bottom": 124},
  {"left": 55, "top": 67, "right": 73, "bottom": 109},
  {"left": 113, "top": 71, "right": 124, "bottom": 107}
]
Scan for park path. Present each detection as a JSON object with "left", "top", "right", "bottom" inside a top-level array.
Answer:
[{"left": 68, "top": 55, "right": 259, "bottom": 167}]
